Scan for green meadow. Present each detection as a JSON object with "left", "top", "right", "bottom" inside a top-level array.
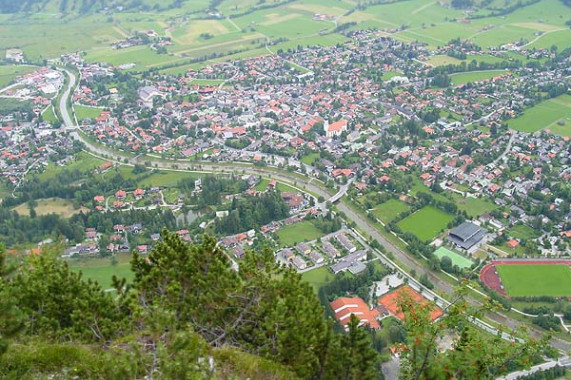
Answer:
[{"left": 508, "top": 95, "right": 571, "bottom": 136}]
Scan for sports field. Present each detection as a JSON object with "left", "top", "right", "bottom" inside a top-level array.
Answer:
[
  {"left": 508, "top": 94, "right": 571, "bottom": 136},
  {"left": 496, "top": 264, "right": 571, "bottom": 297},
  {"left": 372, "top": 199, "right": 411, "bottom": 223},
  {"left": 433, "top": 247, "right": 473, "bottom": 269},
  {"left": 397, "top": 206, "right": 454, "bottom": 242}
]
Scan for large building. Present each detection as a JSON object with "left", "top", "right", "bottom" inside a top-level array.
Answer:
[
  {"left": 378, "top": 286, "right": 442, "bottom": 322},
  {"left": 330, "top": 297, "right": 380, "bottom": 330},
  {"left": 447, "top": 221, "right": 485, "bottom": 250}
]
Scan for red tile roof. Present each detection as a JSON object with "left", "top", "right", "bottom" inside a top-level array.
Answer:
[
  {"left": 330, "top": 297, "right": 380, "bottom": 329},
  {"left": 378, "top": 286, "right": 442, "bottom": 322}
]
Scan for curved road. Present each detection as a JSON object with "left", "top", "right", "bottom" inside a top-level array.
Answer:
[{"left": 57, "top": 69, "right": 570, "bottom": 353}]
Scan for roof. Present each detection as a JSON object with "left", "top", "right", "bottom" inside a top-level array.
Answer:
[
  {"left": 378, "top": 286, "right": 442, "bottom": 322},
  {"left": 448, "top": 222, "right": 485, "bottom": 250},
  {"left": 330, "top": 297, "right": 380, "bottom": 329}
]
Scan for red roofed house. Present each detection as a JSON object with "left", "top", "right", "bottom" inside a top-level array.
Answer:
[
  {"left": 325, "top": 119, "right": 348, "bottom": 138},
  {"left": 506, "top": 240, "right": 519, "bottom": 249},
  {"left": 330, "top": 297, "right": 380, "bottom": 330},
  {"left": 93, "top": 195, "right": 105, "bottom": 203},
  {"left": 115, "top": 190, "right": 126, "bottom": 200},
  {"left": 133, "top": 188, "right": 145, "bottom": 200}
]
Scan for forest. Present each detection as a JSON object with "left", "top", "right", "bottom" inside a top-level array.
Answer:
[{"left": 0, "top": 232, "right": 552, "bottom": 379}]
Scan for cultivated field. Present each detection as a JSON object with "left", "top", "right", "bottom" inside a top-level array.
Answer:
[
  {"left": 497, "top": 264, "right": 571, "bottom": 297},
  {"left": 508, "top": 94, "right": 571, "bottom": 136},
  {"left": 397, "top": 205, "right": 454, "bottom": 242}
]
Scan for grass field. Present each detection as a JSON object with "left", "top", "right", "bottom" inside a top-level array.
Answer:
[
  {"left": 0, "top": 65, "right": 37, "bottom": 88},
  {"left": 497, "top": 264, "right": 571, "bottom": 297},
  {"left": 74, "top": 105, "right": 104, "bottom": 120},
  {"left": 301, "top": 152, "right": 320, "bottom": 165},
  {"left": 12, "top": 197, "right": 89, "bottom": 218},
  {"left": 397, "top": 206, "right": 454, "bottom": 242},
  {"left": 137, "top": 171, "right": 201, "bottom": 187},
  {"left": 41, "top": 106, "right": 58, "bottom": 123},
  {"left": 508, "top": 94, "right": 571, "bottom": 136},
  {"left": 451, "top": 194, "right": 497, "bottom": 218},
  {"left": 68, "top": 254, "right": 134, "bottom": 290},
  {"left": 301, "top": 266, "right": 333, "bottom": 292},
  {"left": 371, "top": 199, "right": 411, "bottom": 223},
  {"left": 450, "top": 70, "right": 508, "bottom": 86},
  {"left": 277, "top": 221, "right": 323, "bottom": 246},
  {"left": 507, "top": 224, "right": 541, "bottom": 240},
  {"left": 433, "top": 247, "right": 473, "bottom": 269}
]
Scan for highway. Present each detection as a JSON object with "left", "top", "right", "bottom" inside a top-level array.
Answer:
[{"left": 57, "top": 69, "right": 570, "bottom": 353}]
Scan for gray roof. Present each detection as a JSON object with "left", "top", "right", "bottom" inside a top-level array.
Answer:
[{"left": 448, "top": 222, "right": 485, "bottom": 250}]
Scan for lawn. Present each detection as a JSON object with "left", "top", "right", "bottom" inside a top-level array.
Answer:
[
  {"left": 68, "top": 254, "right": 134, "bottom": 290},
  {"left": 433, "top": 247, "right": 473, "bottom": 269},
  {"left": 497, "top": 264, "right": 571, "bottom": 297},
  {"left": 371, "top": 199, "right": 410, "bottom": 223},
  {"left": 255, "top": 178, "right": 270, "bottom": 191},
  {"left": 508, "top": 94, "right": 571, "bottom": 136},
  {"left": 450, "top": 70, "right": 508, "bottom": 86},
  {"left": 507, "top": 224, "right": 540, "bottom": 240},
  {"left": 74, "top": 105, "right": 104, "bottom": 120},
  {"left": 426, "top": 55, "right": 463, "bottom": 66},
  {"left": 41, "top": 106, "right": 58, "bottom": 123},
  {"left": 276, "top": 221, "right": 323, "bottom": 246},
  {"left": 12, "top": 197, "right": 89, "bottom": 218},
  {"left": 301, "top": 267, "right": 333, "bottom": 292},
  {"left": 301, "top": 152, "right": 320, "bottom": 165},
  {"left": 397, "top": 206, "right": 454, "bottom": 242},
  {"left": 451, "top": 194, "right": 497, "bottom": 218}
]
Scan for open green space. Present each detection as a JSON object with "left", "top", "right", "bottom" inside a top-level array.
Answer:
[
  {"left": 301, "top": 266, "right": 333, "bottom": 292},
  {"left": 507, "top": 224, "right": 541, "bottom": 240},
  {"left": 433, "top": 247, "right": 473, "bottom": 269},
  {"left": 41, "top": 106, "right": 58, "bottom": 123},
  {"left": 0, "top": 65, "right": 37, "bottom": 88},
  {"left": 371, "top": 199, "right": 410, "bottom": 223},
  {"left": 276, "top": 221, "right": 323, "bottom": 246},
  {"left": 397, "top": 205, "right": 454, "bottom": 242},
  {"left": 36, "top": 152, "right": 106, "bottom": 181},
  {"left": 450, "top": 194, "right": 497, "bottom": 218},
  {"left": 450, "top": 70, "right": 508, "bottom": 86},
  {"left": 12, "top": 197, "right": 89, "bottom": 218},
  {"left": 68, "top": 253, "right": 134, "bottom": 290},
  {"left": 497, "top": 264, "right": 571, "bottom": 297},
  {"left": 301, "top": 152, "right": 320, "bottom": 165},
  {"left": 508, "top": 95, "right": 571, "bottom": 136},
  {"left": 74, "top": 105, "right": 104, "bottom": 120},
  {"left": 137, "top": 171, "right": 201, "bottom": 188}
]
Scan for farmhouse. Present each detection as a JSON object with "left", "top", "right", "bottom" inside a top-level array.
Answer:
[
  {"left": 447, "top": 222, "right": 486, "bottom": 250},
  {"left": 330, "top": 297, "right": 380, "bottom": 330}
]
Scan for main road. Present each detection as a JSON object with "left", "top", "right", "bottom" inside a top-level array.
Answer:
[{"left": 57, "top": 69, "right": 570, "bottom": 353}]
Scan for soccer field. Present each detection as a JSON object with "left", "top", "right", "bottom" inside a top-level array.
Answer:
[
  {"left": 496, "top": 264, "right": 571, "bottom": 297},
  {"left": 397, "top": 206, "right": 454, "bottom": 242}
]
